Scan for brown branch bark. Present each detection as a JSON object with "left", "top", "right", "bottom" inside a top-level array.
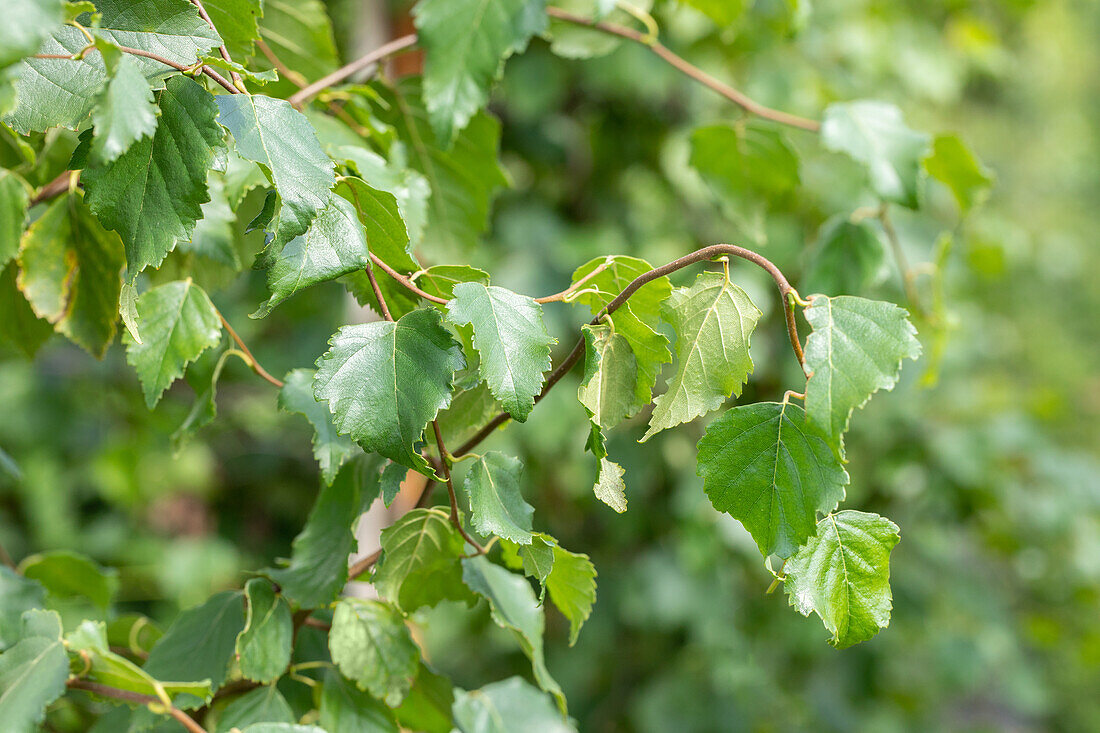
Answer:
[
  {"left": 34, "top": 45, "right": 238, "bottom": 94},
  {"left": 66, "top": 680, "right": 208, "bottom": 733}
]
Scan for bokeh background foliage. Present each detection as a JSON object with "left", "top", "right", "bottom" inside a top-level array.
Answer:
[{"left": 1, "top": 0, "right": 1099, "bottom": 730}]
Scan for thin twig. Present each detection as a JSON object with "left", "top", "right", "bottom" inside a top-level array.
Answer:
[
  {"left": 66, "top": 680, "right": 208, "bottom": 733},
  {"left": 364, "top": 264, "right": 395, "bottom": 321},
  {"left": 348, "top": 548, "right": 382, "bottom": 580},
  {"left": 288, "top": 34, "right": 418, "bottom": 109},
  {"left": 878, "top": 204, "right": 923, "bottom": 316},
  {"left": 29, "top": 172, "right": 72, "bottom": 207},
  {"left": 454, "top": 243, "right": 805, "bottom": 456},
  {"left": 255, "top": 39, "right": 308, "bottom": 88},
  {"left": 34, "top": 45, "right": 238, "bottom": 94},
  {"left": 189, "top": 0, "right": 243, "bottom": 89},
  {"left": 432, "top": 421, "right": 485, "bottom": 553},
  {"left": 217, "top": 313, "right": 285, "bottom": 388},
  {"left": 0, "top": 541, "right": 15, "bottom": 570}
]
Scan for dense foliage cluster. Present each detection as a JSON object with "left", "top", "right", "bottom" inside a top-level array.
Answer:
[{"left": 4, "top": 0, "right": 1089, "bottom": 731}]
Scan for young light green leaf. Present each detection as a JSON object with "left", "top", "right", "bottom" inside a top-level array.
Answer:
[
  {"left": 265, "top": 458, "right": 365, "bottom": 609},
  {"left": 329, "top": 598, "right": 420, "bottom": 707},
  {"left": 592, "top": 456, "right": 626, "bottom": 514},
  {"left": 124, "top": 279, "right": 223, "bottom": 408},
  {"left": 314, "top": 308, "right": 464, "bottom": 476},
  {"left": 642, "top": 271, "right": 761, "bottom": 441},
  {"left": 803, "top": 296, "right": 921, "bottom": 448},
  {"left": 544, "top": 543, "right": 596, "bottom": 646},
  {"left": 19, "top": 550, "right": 118, "bottom": 609},
  {"left": 215, "top": 93, "right": 335, "bottom": 246},
  {"left": 279, "top": 368, "right": 359, "bottom": 486},
  {"left": 320, "top": 670, "right": 400, "bottom": 733},
  {"left": 447, "top": 283, "right": 555, "bottom": 422},
  {"left": 0, "top": 611, "right": 68, "bottom": 732},
  {"left": 16, "top": 192, "right": 124, "bottom": 357},
  {"left": 143, "top": 591, "right": 246, "bottom": 707},
  {"left": 453, "top": 676, "right": 576, "bottom": 733},
  {"left": 923, "top": 133, "right": 994, "bottom": 214},
  {"left": 784, "top": 510, "right": 900, "bottom": 649},
  {"left": 372, "top": 508, "right": 470, "bottom": 611},
  {"left": 461, "top": 556, "right": 565, "bottom": 713},
  {"left": 216, "top": 685, "right": 295, "bottom": 733},
  {"left": 236, "top": 579, "right": 292, "bottom": 684},
  {"left": 414, "top": 0, "right": 547, "bottom": 145},
  {"left": 463, "top": 452, "right": 534, "bottom": 544},
  {"left": 803, "top": 216, "right": 888, "bottom": 297},
  {"left": 0, "top": 264, "right": 53, "bottom": 359},
  {"left": 0, "top": 170, "right": 30, "bottom": 267},
  {"left": 690, "top": 122, "right": 800, "bottom": 199},
  {"left": 0, "top": 568, "right": 45, "bottom": 650},
  {"left": 81, "top": 75, "right": 225, "bottom": 280},
  {"left": 578, "top": 323, "right": 639, "bottom": 430},
  {"left": 821, "top": 100, "right": 931, "bottom": 209},
  {"left": 696, "top": 401, "right": 849, "bottom": 559},
  {"left": 89, "top": 51, "right": 158, "bottom": 164},
  {"left": 681, "top": 0, "right": 747, "bottom": 26}
]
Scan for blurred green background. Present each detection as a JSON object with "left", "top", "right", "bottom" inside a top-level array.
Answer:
[{"left": 3, "top": 0, "right": 1099, "bottom": 730}]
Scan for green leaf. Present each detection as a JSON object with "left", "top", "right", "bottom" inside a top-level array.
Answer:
[
  {"left": 320, "top": 670, "right": 400, "bottom": 733},
  {"left": 265, "top": 458, "right": 365, "bottom": 609},
  {"left": 0, "top": 0, "right": 63, "bottom": 69},
  {"left": 0, "top": 612, "right": 68, "bottom": 732},
  {"left": 578, "top": 323, "right": 639, "bottom": 431},
  {"left": 314, "top": 308, "right": 464, "bottom": 476},
  {"left": 923, "top": 133, "right": 994, "bottom": 214},
  {"left": 447, "top": 283, "right": 555, "bottom": 422},
  {"left": 202, "top": 0, "right": 262, "bottom": 59},
  {"left": 821, "top": 101, "right": 931, "bottom": 209},
  {"left": 682, "top": 0, "right": 747, "bottom": 26},
  {"left": 803, "top": 295, "right": 921, "bottom": 449},
  {"left": 696, "top": 401, "right": 849, "bottom": 559},
  {"left": 142, "top": 590, "right": 246, "bottom": 706},
  {"left": 337, "top": 148, "right": 430, "bottom": 248},
  {"left": 437, "top": 383, "right": 502, "bottom": 448},
  {"left": 642, "top": 271, "right": 761, "bottom": 441},
  {"left": 592, "top": 456, "right": 626, "bottom": 514},
  {"left": 279, "top": 368, "right": 359, "bottom": 485},
  {"left": 336, "top": 176, "right": 415, "bottom": 271},
  {"left": 372, "top": 508, "right": 470, "bottom": 611},
  {"left": 0, "top": 568, "right": 45, "bottom": 650},
  {"left": 544, "top": 543, "right": 596, "bottom": 646},
  {"left": 16, "top": 192, "right": 124, "bottom": 357},
  {"left": 374, "top": 80, "right": 507, "bottom": 253},
  {"left": 170, "top": 346, "right": 235, "bottom": 453},
  {"left": 329, "top": 598, "right": 420, "bottom": 707},
  {"left": 463, "top": 452, "right": 534, "bottom": 544},
  {"left": 253, "top": 0, "right": 338, "bottom": 99},
  {"left": 414, "top": 0, "right": 547, "bottom": 144},
  {"left": 19, "top": 550, "right": 118, "bottom": 609},
  {"left": 500, "top": 535, "right": 554, "bottom": 584},
  {"left": 236, "top": 579, "right": 292, "bottom": 684},
  {"left": 453, "top": 676, "right": 576, "bottom": 733},
  {"left": 690, "top": 122, "right": 800, "bottom": 199},
  {"left": 241, "top": 725, "right": 327, "bottom": 733},
  {"left": 89, "top": 51, "right": 158, "bottom": 164},
  {"left": 0, "top": 170, "right": 30, "bottom": 268},
  {"left": 461, "top": 556, "right": 565, "bottom": 713},
  {"left": 215, "top": 93, "right": 335, "bottom": 246},
  {"left": 570, "top": 255, "right": 672, "bottom": 408},
  {"left": 215, "top": 685, "right": 295, "bottom": 733},
  {"left": 803, "top": 216, "right": 888, "bottom": 297},
  {"left": 123, "top": 279, "right": 223, "bottom": 408},
  {"left": 379, "top": 461, "right": 407, "bottom": 508},
  {"left": 0, "top": 264, "right": 53, "bottom": 358},
  {"left": 548, "top": 0, "right": 651, "bottom": 59},
  {"left": 417, "top": 265, "right": 491, "bottom": 301},
  {"left": 394, "top": 664, "right": 455, "bottom": 733},
  {"left": 784, "top": 511, "right": 900, "bottom": 649},
  {"left": 81, "top": 75, "right": 226, "bottom": 280}
]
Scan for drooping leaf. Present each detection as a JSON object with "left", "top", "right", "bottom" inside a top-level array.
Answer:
[
  {"left": 338, "top": 148, "right": 431, "bottom": 248},
  {"left": 463, "top": 452, "right": 534, "bottom": 544},
  {"left": 142, "top": 591, "right": 247, "bottom": 707},
  {"left": 696, "top": 401, "right": 849, "bottom": 559},
  {"left": 335, "top": 176, "right": 414, "bottom": 270},
  {"left": 19, "top": 550, "right": 118, "bottom": 609},
  {"left": 592, "top": 456, "right": 626, "bottom": 514},
  {"left": 452, "top": 676, "right": 576, "bottom": 733},
  {"left": 372, "top": 508, "right": 471, "bottom": 611},
  {"left": 803, "top": 216, "right": 888, "bottom": 296},
  {"left": 215, "top": 93, "right": 335, "bottom": 246},
  {"left": 0, "top": 610, "right": 68, "bottom": 732},
  {"left": 578, "top": 323, "right": 639, "bottom": 431},
  {"left": 500, "top": 535, "right": 555, "bottom": 584},
  {"left": 0, "top": 264, "right": 53, "bottom": 358},
  {"left": 642, "top": 271, "right": 761, "bottom": 441},
  {"left": 447, "top": 283, "right": 554, "bottom": 421},
  {"left": 265, "top": 458, "right": 366, "bottom": 609},
  {"left": 0, "top": 170, "right": 30, "bottom": 267},
  {"left": 81, "top": 74, "right": 226, "bottom": 280},
  {"left": 328, "top": 598, "right": 420, "bottom": 707},
  {"left": 0, "top": 568, "right": 45, "bottom": 650},
  {"left": 215, "top": 685, "right": 295, "bottom": 733},
  {"left": 802, "top": 295, "right": 921, "bottom": 449},
  {"left": 784, "top": 511, "right": 900, "bottom": 649},
  {"left": 690, "top": 122, "right": 800, "bottom": 199},
  {"left": 236, "top": 578, "right": 292, "bottom": 684},
  {"left": 821, "top": 100, "right": 931, "bottom": 209},
  {"left": 89, "top": 50, "right": 158, "bottom": 164},
  {"left": 461, "top": 556, "right": 565, "bottom": 712},
  {"left": 314, "top": 308, "right": 464, "bottom": 476},
  {"left": 378, "top": 461, "right": 407, "bottom": 508},
  {"left": 414, "top": 0, "right": 547, "bottom": 144},
  {"left": 170, "top": 346, "right": 236, "bottom": 453},
  {"left": 16, "top": 192, "right": 124, "bottom": 357},
  {"left": 923, "top": 133, "right": 994, "bottom": 214},
  {"left": 544, "top": 543, "right": 596, "bottom": 646},
  {"left": 123, "top": 279, "right": 223, "bottom": 408},
  {"left": 320, "top": 670, "right": 400, "bottom": 733},
  {"left": 279, "top": 368, "right": 359, "bottom": 485}
]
